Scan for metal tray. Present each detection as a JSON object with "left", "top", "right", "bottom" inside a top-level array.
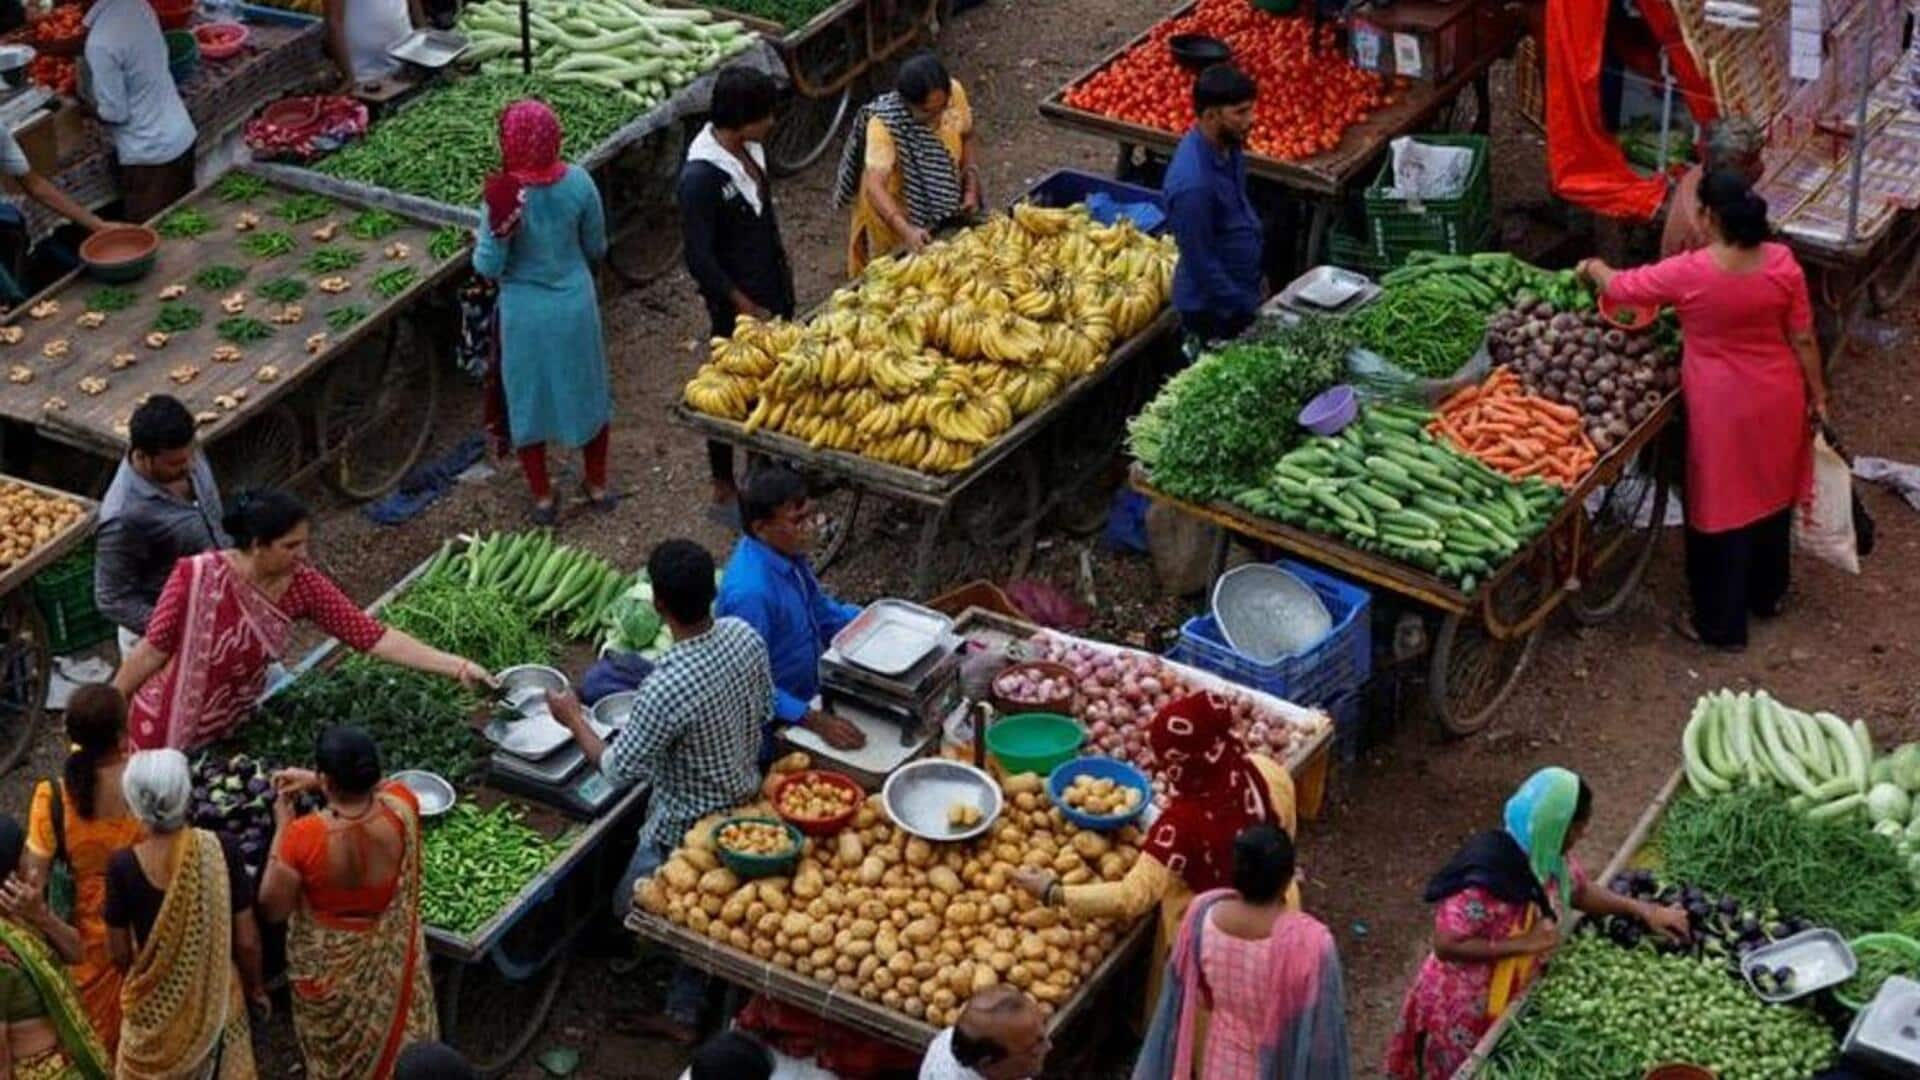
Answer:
[
  {"left": 881, "top": 758, "right": 1002, "bottom": 842},
  {"left": 1741, "top": 928, "right": 1857, "bottom": 1003},
  {"left": 484, "top": 708, "right": 616, "bottom": 760},
  {"left": 388, "top": 28, "right": 468, "bottom": 69},
  {"left": 1845, "top": 975, "right": 1920, "bottom": 1071},
  {"left": 832, "top": 600, "right": 954, "bottom": 677}
]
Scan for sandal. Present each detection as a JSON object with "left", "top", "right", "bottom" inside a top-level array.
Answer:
[
  {"left": 582, "top": 487, "right": 619, "bottom": 514},
  {"left": 1670, "top": 611, "right": 1745, "bottom": 653},
  {"left": 529, "top": 502, "right": 558, "bottom": 527}
]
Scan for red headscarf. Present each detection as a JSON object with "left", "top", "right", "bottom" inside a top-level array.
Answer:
[
  {"left": 1139, "top": 691, "right": 1276, "bottom": 893},
  {"left": 484, "top": 100, "right": 568, "bottom": 238}
]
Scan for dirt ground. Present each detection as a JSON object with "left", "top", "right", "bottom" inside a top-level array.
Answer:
[{"left": 7, "top": 0, "right": 1920, "bottom": 1075}]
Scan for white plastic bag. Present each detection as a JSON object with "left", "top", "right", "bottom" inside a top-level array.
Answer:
[
  {"left": 1793, "top": 432, "right": 1860, "bottom": 574},
  {"left": 1388, "top": 136, "right": 1474, "bottom": 202}
]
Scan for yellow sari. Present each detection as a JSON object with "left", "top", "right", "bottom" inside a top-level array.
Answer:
[
  {"left": 0, "top": 913, "right": 111, "bottom": 1080},
  {"left": 115, "top": 829, "right": 254, "bottom": 1080},
  {"left": 287, "top": 792, "right": 437, "bottom": 1080}
]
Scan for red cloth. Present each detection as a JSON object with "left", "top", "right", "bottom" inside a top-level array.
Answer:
[
  {"left": 486, "top": 100, "right": 569, "bottom": 237},
  {"left": 515, "top": 425, "right": 609, "bottom": 501},
  {"left": 1139, "top": 692, "right": 1277, "bottom": 894},
  {"left": 1603, "top": 244, "right": 1815, "bottom": 533}
]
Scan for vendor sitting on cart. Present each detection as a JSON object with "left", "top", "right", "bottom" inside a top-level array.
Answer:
[
  {"left": 1660, "top": 116, "right": 1765, "bottom": 258},
  {"left": 547, "top": 539, "right": 773, "bottom": 1044},
  {"left": 112, "top": 489, "right": 495, "bottom": 751},
  {"left": 717, "top": 465, "right": 867, "bottom": 753},
  {"left": 1165, "top": 63, "right": 1263, "bottom": 349}
]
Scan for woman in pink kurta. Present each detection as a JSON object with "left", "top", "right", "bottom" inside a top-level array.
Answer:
[
  {"left": 1580, "top": 170, "right": 1829, "bottom": 650},
  {"left": 114, "top": 489, "right": 493, "bottom": 751}
]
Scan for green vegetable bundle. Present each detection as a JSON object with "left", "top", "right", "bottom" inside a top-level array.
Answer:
[
  {"left": 381, "top": 577, "right": 554, "bottom": 675},
  {"left": 1379, "top": 251, "right": 1592, "bottom": 313},
  {"left": 316, "top": 75, "right": 647, "bottom": 207},
  {"left": 1232, "top": 404, "right": 1562, "bottom": 590},
  {"left": 1128, "top": 316, "right": 1347, "bottom": 500},
  {"left": 458, "top": 0, "right": 754, "bottom": 108},
  {"left": 1488, "top": 933, "right": 1834, "bottom": 1080},
  {"left": 423, "top": 532, "right": 635, "bottom": 641},
  {"left": 422, "top": 803, "right": 565, "bottom": 933},
  {"left": 689, "top": 0, "right": 837, "bottom": 29},
  {"left": 245, "top": 655, "right": 486, "bottom": 781}
]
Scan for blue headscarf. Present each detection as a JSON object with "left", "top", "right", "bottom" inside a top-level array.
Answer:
[{"left": 1503, "top": 767, "right": 1584, "bottom": 897}]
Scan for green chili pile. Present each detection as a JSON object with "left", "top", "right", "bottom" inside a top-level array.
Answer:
[
  {"left": 325, "top": 305, "right": 368, "bottom": 331},
  {"left": 239, "top": 231, "right": 296, "bottom": 259},
  {"left": 151, "top": 304, "right": 203, "bottom": 333},
  {"left": 428, "top": 226, "right": 467, "bottom": 261},
  {"left": 273, "top": 194, "right": 333, "bottom": 224},
  {"left": 194, "top": 265, "right": 246, "bottom": 291},
  {"left": 1347, "top": 275, "right": 1494, "bottom": 379},
  {"left": 215, "top": 174, "right": 269, "bottom": 202},
  {"left": 216, "top": 317, "right": 274, "bottom": 345},
  {"left": 422, "top": 803, "right": 565, "bottom": 934},
  {"left": 156, "top": 208, "right": 214, "bottom": 238},
  {"left": 258, "top": 278, "right": 308, "bottom": 304}
]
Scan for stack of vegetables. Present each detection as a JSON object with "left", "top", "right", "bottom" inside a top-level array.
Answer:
[
  {"left": 1486, "top": 298, "right": 1680, "bottom": 454},
  {"left": 419, "top": 530, "right": 636, "bottom": 642},
  {"left": 635, "top": 754, "right": 1139, "bottom": 1028},
  {"left": 1060, "top": 0, "right": 1386, "bottom": 162},
  {"left": 0, "top": 478, "right": 86, "bottom": 574},
  {"left": 1427, "top": 368, "right": 1598, "bottom": 489},
  {"left": 457, "top": 0, "right": 755, "bottom": 106},
  {"left": 1349, "top": 253, "right": 1586, "bottom": 385},
  {"left": 683, "top": 205, "right": 1175, "bottom": 474},
  {"left": 244, "top": 655, "right": 487, "bottom": 783},
  {"left": 422, "top": 803, "right": 566, "bottom": 934}
]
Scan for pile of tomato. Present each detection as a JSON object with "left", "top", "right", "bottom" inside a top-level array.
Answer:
[
  {"left": 1061, "top": 0, "right": 1392, "bottom": 162},
  {"left": 29, "top": 55, "right": 76, "bottom": 96}
]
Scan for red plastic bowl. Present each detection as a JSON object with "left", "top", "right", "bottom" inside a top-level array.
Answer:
[
  {"left": 771, "top": 770, "right": 864, "bottom": 837},
  {"left": 147, "top": 0, "right": 195, "bottom": 31},
  {"left": 1598, "top": 292, "right": 1658, "bottom": 331},
  {"left": 194, "top": 22, "right": 249, "bottom": 60}
]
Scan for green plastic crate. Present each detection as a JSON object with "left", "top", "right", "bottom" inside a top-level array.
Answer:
[
  {"left": 1362, "top": 134, "right": 1492, "bottom": 263},
  {"left": 1328, "top": 219, "right": 1494, "bottom": 277},
  {"left": 31, "top": 543, "right": 115, "bottom": 654}
]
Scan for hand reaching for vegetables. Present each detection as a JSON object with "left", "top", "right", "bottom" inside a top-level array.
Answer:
[
  {"left": 1011, "top": 867, "right": 1056, "bottom": 901},
  {"left": 1639, "top": 902, "right": 1692, "bottom": 945},
  {"left": 803, "top": 710, "right": 866, "bottom": 750},
  {"left": 271, "top": 768, "right": 319, "bottom": 800},
  {"left": 0, "top": 874, "right": 48, "bottom": 926},
  {"left": 454, "top": 660, "right": 499, "bottom": 692},
  {"left": 1512, "top": 920, "right": 1562, "bottom": 957},
  {"left": 546, "top": 689, "right": 586, "bottom": 733}
]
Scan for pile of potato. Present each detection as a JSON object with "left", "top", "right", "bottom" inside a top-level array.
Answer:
[
  {"left": 717, "top": 820, "right": 796, "bottom": 858},
  {"left": 0, "top": 480, "right": 83, "bottom": 572},
  {"left": 1061, "top": 774, "right": 1142, "bottom": 817},
  {"left": 776, "top": 774, "right": 858, "bottom": 821},
  {"left": 635, "top": 770, "right": 1138, "bottom": 1028}
]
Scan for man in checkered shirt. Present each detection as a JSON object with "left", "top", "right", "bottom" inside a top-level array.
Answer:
[{"left": 550, "top": 538, "right": 772, "bottom": 1041}]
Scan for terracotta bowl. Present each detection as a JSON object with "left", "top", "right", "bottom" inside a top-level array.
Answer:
[
  {"left": 80, "top": 225, "right": 160, "bottom": 283},
  {"left": 195, "top": 22, "right": 249, "bottom": 61}
]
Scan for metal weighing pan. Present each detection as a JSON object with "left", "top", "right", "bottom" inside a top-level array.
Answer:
[
  {"left": 833, "top": 599, "right": 954, "bottom": 677},
  {"left": 388, "top": 28, "right": 468, "bottom": 69},
  {"left": 882, "top": 759, "right": 1002, "bottom": 842}
]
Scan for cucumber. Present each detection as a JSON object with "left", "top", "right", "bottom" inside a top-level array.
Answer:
[{"left": 1348, "top": 481, "right": 1402, "bottom": 513}]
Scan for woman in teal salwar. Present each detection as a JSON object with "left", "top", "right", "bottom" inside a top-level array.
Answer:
[
  {"left": 475, "top": 99, "right": 613, "bottom": 525},
  {"left": 0, "top": 815, "right": 111, "bottom": 1078}
]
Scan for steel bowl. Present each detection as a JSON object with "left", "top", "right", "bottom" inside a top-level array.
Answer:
[
  {"left": 0, "top": 45, "right": 35, "bottom": 89},
  {"left": 495, "top": 664, "right": 569, "bottom": 710},
  {"left": 391, "top": 770, "right": 456, "bottom": 817},
  {"left": 882, "top": 759, "right": 1003, "bottom": 842},
  {"left": 591, "top": 690, "right": 636, "bottom": 732}
]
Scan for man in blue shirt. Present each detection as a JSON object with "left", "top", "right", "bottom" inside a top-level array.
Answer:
[
  {"left": 716, "top": 465, "right": 868, "bottom": 752},
  {"left": 1164, "top": 64, "right": 1264, "bottom": 348}
]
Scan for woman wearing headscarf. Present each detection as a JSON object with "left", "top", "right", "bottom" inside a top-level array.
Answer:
[
  {"left": 833, "top": 51, "right": 979, "bottom": 275},
  {"left": 1660, "top": 116, "right": 1765, "bottom": 258},
  {"left": 474, "top": 98, "right": 613, "bottom": 525},
  {"left": 1012, "top": 691, "right": 1299, "bottom": 1021},
  {"left": 1384, "top": 768, "right": 1689, "bottom": 1079},
  {"left": 1136, "top": 824, "right": 1348, "bottom": 1079},
  {"left": 106, "top": 750, "right": 263, "bottom": 1080},
  {"left": 0, "top": 813, "right": 113, "bottom": 1078}
]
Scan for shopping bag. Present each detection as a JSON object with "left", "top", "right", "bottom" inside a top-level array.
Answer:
[{"left": 1792, "top": 429, "right": 1862, "bottom": 574}]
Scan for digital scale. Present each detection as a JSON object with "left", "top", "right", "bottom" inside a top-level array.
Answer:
[
  {"left": 482, "top": 703, "right": 626, "bottom": 820},
  {"left": 815, "top": 600, "right": 966, "bottom": 779}
]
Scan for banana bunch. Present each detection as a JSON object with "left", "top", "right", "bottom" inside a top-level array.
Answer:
[{"left": 681, "top": 204, "right": 1178, "bottom": 475}]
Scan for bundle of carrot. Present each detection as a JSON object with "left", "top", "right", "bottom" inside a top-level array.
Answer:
[{"left": 1428, "top": 368, "right": 1599, "bottom": 489}]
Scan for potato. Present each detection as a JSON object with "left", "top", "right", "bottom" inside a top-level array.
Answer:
[
  {"left": 686, "top": 908, "right": 711, "bottom": 934},
  {"left": 717, "top": 821, "right": 794, "bottom": 858},
  {"left": 834, "top": 955, "right": 857, "bottom": 975},
  {"left": 1030, "top": 981, "right": 1066, "bottom": 1004},
  {"left": 720, "top": 893, "right": 750, "bottom": 925},
  {"left": 1098, "top": 852, "right": 1128, "bottom": 880},
  {"left": 1017, "top": 936, "right": 1048, "bottom": 962},
  {"left": 1018, "top": 906, "right": 1060, "bottom": 929},
  {"left": 904, "top": 917, "right": 940, "bottom": 944},
  {"left": 635, "top": 878, "right": 668, "bottom": 915},
  {"left": 807, "top": 921, "right": 835, "bottom": 947},
  {"left": 903, "top": 997, "right": 926, "bottom": 1019},
  {"left": 927, "top": 866, "right": 963, "bottom": 897},
  {"left": 857, "top": 856, "right": 886, "bottom": 886},
  {"left": 681, "top": 847, "right": 720, "bottom": 874},
  {"left": 905, "top": 838, "right": 934, "bottom": 867},
  {"left": 972, "top": 965, "right": 999, "bottom": 992},
  {"left": 1072, "top": 831, "right": 1111, "bottom": 859},
  {"left": 683, "top": 822, "right": 720, "bottom": 852},
  {"left": 661, "top": 858, "right": 699, "bottom": 891},
  {"left": 698, "top": 867, "right": 740, "bottom": 897},
  {"left": 837, "top": 833, "right": 865, "bottom": 868},
  {"left": 699, "top": 894, "right": 725, "bottom": 917},
  {"left": 1062, "top": 867, "right": 1093, "bottom": 886},
  {"left": 1006, "top": 963, "right": 1034, "bottom": 988},
  {"left": 1002, "top": 773, "right": 1043, "bottom": 795}
]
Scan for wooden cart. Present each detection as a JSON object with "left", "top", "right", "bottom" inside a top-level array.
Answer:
[
  {"left": 0, "top": 167, "right": 468, "bottom": 501},
  {"left": 676, "top": 306, "right": 1178, "bottom": 596},
  {"left": 1036, "top": 0, "right": 1522, "bottom": 269},
  {"left": 0, "top": 475, "right": 95, "bottom": 774},
  {"left": 1791, "top": 211, "right": 1920, "bottom": 363},
  {"left": 1131, "top": 395, "right": 1680, "bottom": 738}
]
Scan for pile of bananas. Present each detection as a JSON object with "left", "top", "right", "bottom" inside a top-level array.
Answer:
[{"left": 683, "top": 204, "right": 1176, "bottom": 474}]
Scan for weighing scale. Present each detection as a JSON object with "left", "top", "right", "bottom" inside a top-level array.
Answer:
[
  {"left": 816, "top": 600, "right": 966, "bottom": 778},
  {"left": 483, "top": 713, "right": 625, "bottom": 820}
]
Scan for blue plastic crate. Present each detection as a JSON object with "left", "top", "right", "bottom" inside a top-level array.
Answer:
[
  {"left": 1022, "top": 169, "right": 1167, "bottom": 234},
  {"left": 1166, "top": 560, "right": 1372, "bottom": 709},
  {"left": 1326, "top": 689, "right": 1364, "bottom": 763}
]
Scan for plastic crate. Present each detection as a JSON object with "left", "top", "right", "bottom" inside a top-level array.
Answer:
[
  {"left": 1327, "top": 223, "right": 1394, "bottom": 276},
  {"left": 1166, "top": 560, "right": 1372, "bottom": 710},
  {"left": 30, "top": 543, "right": 115, "bottom": 655},
  {"left": 1326, "top": 688, "right": 1364, "bottom": 763},
  {"left": 1362, "top": 134, "right": 1491, "bottom": 261},
  {"left": 1022, "top": 169, "right": 1167, "bottom": 234}
]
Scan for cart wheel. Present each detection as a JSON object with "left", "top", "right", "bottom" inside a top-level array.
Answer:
[
  {"left": 1868, "top": 245, "right": 1920, "bottom": 312},
  {"left": 603, "top": 125, "right": 687, "bottom": 289},
  {"left": 768, "top": 85, "right": 853, "bottom": 177},
  {"left": 210, "top": 403, "right": 304, "bottom": 494},
  {"left": 316, "top": 327, "right": 440, "bottom": 500},
  {"left": 1430, "top": 610, "right": 1539, "bottom": 738},
  {"left": 1568, "top": 441, "right": 1673, "bottom": 625},
  {"left": 435, "top": 952, "right": 571, "bottom": 1080},
  {"left": 910, "top": 454, "right": 1040, "bottom": 593},
  {"left": 812, "top": 486, "right": 862, "bottom": 571},
  {"left": 0, "top": 593, "right": 48, "bottom": 776}
]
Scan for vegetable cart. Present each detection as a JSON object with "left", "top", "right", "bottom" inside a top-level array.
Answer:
[
  {"left": 674, "top": 0, "right": 944, "bottom": 176},
  {"left": 0, "top": 475, "right": 94, "bottom": 774},
  {"left": 1129, "top": 389, "right": 1680, "bottom": 738},
  {"left": 0, "top": 167, "right": 469, "bottom": 502},
  {"left": 1037, "top": 0, "right": 1524, "bottom": 270}
]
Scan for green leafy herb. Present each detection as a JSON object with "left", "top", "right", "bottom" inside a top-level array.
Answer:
[
  {"left": 151, "top": 304, "right": 203, "bottom": 333},
  {"left": 238, "top": 231, "right": 296, "bottom": 259},
  {"left": 216, "top": 317, "right": 274, "bottom": 345},
  {"left": 428, "top": 226, "right": 466, "bottom": 261},
  {"left": 243, "top": 653, "right": 486, "bottom": 782},
  {"left": 258, "top": 277, "right": 308, "bottom": 304},
  {"left": 347, "top": 209, "right": 403, "bottom": 241},
  {"left": 326, "top": 305, "right": 368, "bottom": 331},
  {"left": 272, "top": 194, "right": 333, "bottom": 224},
  {"left": 86, "top": 287, "right": 136, "bottom": 313},
  {"left": 370, "top": 266, "right": 417, "bottom": 299},
  {"left": 215, "top": 174, "right": 270, "bottom": 202},
  {"left": 156, "top": 208, "right": 214, "bottom": 238},
  {"left": 194, "top": 265, "right": 247, "bottom": 291},
  {"left": 303, "top": 246, "right": 363, "bottom": 274}
]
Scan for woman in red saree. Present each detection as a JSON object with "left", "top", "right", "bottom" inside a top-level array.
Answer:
[
  {"left": 257, "top": 727, "right": 436, "bottom": 1079},
  {"left": 112, "top": 490, "right": 493, "bottom": 751}
]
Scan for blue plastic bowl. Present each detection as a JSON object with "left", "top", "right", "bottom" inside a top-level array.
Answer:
[
  {"left": 1047, "top": 756, "right": 1152, "bottom": 832},
  {"left": 1299, "top": 384, "right": 1358, "bottom": 436}
]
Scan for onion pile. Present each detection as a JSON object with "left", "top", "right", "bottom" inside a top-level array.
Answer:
[
  {"left": 1024, "top": 634, "right": 1327, "bottom": 806},
  {"left": 993, "top": 668, "right": 1072, "bottom": 707},
  {"left": 1487, "top": 302, "right": 1678, "bottom": 454}
]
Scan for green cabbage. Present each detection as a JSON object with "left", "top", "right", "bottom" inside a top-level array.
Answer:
[{"left": 1868, "top": 782, "right": 1912, "bottom": 825}]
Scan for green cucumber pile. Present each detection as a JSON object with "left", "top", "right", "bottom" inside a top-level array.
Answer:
[
  {"left": 422, "top": 531, "right": 636, "bottom": 641},
  {"left": 1378, "top": 250, "right": 1592, "bottom": 312},
  {"left": 1231, "top": 404, "right": 1562, "bottom": 590},
  {"left": 422, "top": 803, "right": 566, "bottom": 934},
  {"left": 458, "top": 0, "right": 755, "bottom": 108},
  {"left": 1487, "top": 933, "right": 1835, "bottom": 1080}
]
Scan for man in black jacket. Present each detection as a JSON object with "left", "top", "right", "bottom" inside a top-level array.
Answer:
[{"left": 679, "top": 66, "right": 794, "bottom": 522}]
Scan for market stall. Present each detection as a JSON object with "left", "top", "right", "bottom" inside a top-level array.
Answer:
[
  {"left": 0, "top": 167, "right": 469, "bottom": 499},
  {"left": 1457, "top": 689, "right": 1920, "bottom": 1077},
  {"left": 677, "top": 173, "right": 1181, "bottom": 595},
  {"left": 1128, "top": 254, "right": 1679, "bottom": 737},
  {"left": 1037, "top": 0, "right": 1524, "bottom": 269},
  {"left": 0, "top": 474, "right": 93, "bottom": 774}
]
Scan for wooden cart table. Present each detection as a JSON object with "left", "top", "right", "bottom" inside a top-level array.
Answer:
[
  {"left": 0, "top": 474, "right": 94, "bottom": 774},
  {"left": 1789, "top": 210, "right": 1920, "bottom": 363},
  {"left": 0, "top": 167, "right": 469, "bottom": 500},
  {"left": 1131, "top": 394, "right": 1680, "bottom": 738}
]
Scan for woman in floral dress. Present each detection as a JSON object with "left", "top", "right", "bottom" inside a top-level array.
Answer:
[{"left": 1384, "top": 768, "right": 1691, "bottom": 1079}]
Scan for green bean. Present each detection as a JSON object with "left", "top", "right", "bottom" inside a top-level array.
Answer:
[
  {"left": 194, "top": 265, "right": 246, "bottom": 291},
  {"left": 347, "top": 209, "right": 403, "bottom": 241},
  {"left": 381, "top": 578, "right": 552, "bottom": 674},
  {"left": 325, "top": 305, "right": 368, "bottom": 331},
  {"left": 215, "top": 174, "right": 270, "bottom": 202},
  {"left": 421, "top": 803, "right": 564, "bottom": 933},
  {"left": 156, "top": 208, "right": 214, "bottom": 238},
  {"left": 428, "top": 226, "right": 467, "bottom": 262}
]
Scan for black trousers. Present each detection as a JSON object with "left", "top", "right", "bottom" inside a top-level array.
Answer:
[{"left": 1684, "top": 508, "right": 1792, "bottom": 647}]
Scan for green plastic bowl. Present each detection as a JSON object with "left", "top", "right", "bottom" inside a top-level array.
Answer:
[
  {"left": 165, "top": 30, "right": 198, "bottom": 84},
  {"left": 1835, "top": 932, "right": 1920, "bottom": 1010},
  {"left": 985, "top": 712, "right": 1086, "bottom": 776},
  {"left": 710, "top": 815, "right": 803, "bottom": 880}
]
